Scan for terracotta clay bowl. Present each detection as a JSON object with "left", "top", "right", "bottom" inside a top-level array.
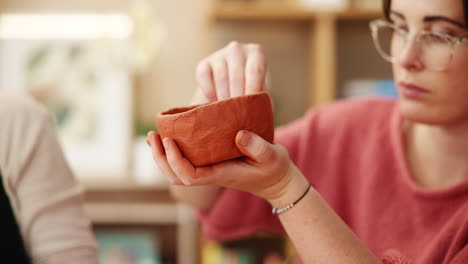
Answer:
[{"left": 156, "top": 92, "right": 274, "bottom": 167}]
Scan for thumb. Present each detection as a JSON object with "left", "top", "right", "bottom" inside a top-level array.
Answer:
[{"left": 236, "top": 130, "right": 275, "bottom": 164}]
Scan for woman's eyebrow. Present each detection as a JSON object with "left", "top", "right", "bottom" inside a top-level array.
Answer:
[
  {"left": 424, "top": 16, "right": 468, "bottom": 29},
  {"left": 390, "top": 10, "right": 467, "bottom": 29}
]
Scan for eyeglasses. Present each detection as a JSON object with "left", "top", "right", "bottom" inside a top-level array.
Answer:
[{"left": 369, "top": 19, "right": 468, "bottom": 71}]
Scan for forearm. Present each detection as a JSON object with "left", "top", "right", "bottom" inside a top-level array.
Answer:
[
  {"left": 170, "top": 185, "right": 222, "bottom": 209},
  {"left": 270, "top": 166, "right": 381, "bottom": 264},
  {"left": 35, "top": 247, "right": 99, "bottom": 264},
  {"left": 0, "top": 93, "right": 99, "bottom": 263},
  {"left": 19, "top": 113, "right": 99, "bottom": 263}
]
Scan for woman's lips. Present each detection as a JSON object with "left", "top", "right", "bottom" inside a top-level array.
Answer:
[{"left": 399, "top": 82, "right": 431, "bottom": 99}]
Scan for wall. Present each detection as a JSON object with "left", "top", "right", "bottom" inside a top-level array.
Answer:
[{"left": 0, "top": 0, "right": 210, "bottom": 126}]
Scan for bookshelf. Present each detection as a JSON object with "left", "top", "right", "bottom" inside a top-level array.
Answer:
[{"left": 207, "top": 0, "right": 384, "bottom": 106}]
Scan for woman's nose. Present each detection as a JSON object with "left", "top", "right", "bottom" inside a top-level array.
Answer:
[{"left": 397, "top": 37, "right": 424, "bottom": 71}]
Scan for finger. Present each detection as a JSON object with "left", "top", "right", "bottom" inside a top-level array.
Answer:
[
  {"left": 149, "top": 132, "right": 166, "bottom": 158},
  {"left": 235, "top": 130, "right": 276, "bottom": 164},
  {"left": 245, "top": 44, "right": 267, "bottom": 94},
  {"left": 163, "top": 137, "right": 197, "bottom": 185},
  {"left": 196, "top": 60, "right": 217, "bottom": 101},
  {"left": 146, "top": 131, "right": 153, "bottom": 146},
  {"left": 148, "top": 133, "right": 184, "bottom": 185},
  {"left": 226, "top": 42, "right": 246, "bottom": 97},
  {"left": 211, "top": 58, "right": 230, "bottom": 100}
]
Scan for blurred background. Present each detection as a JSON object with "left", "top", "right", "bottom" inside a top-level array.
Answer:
[{"left": 0, "top": 0, "right": 395, "bottom": 263}]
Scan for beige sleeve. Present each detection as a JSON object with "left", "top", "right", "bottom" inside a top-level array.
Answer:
[{"left": 0, "top": 91, "right": 99, "bottom": 264}]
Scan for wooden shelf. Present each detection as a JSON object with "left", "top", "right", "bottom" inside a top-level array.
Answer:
[
  {"left": 83, "top": 180, "right": 173, "bottom": 204},
  {"left": 210, "top": 1, "right": 383, "bottom": 21}
]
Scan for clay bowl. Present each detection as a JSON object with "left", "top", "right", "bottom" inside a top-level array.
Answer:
[{"left": 156, "top": 92, "right": 274, "bottom": 167}]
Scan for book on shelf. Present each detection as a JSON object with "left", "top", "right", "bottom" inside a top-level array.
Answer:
[
  {"left": 341, "top": 79, "right": 397, "bottom": 99},
  {"left": 95, "top": 229, "right": 161, "bottom": 264},
  {"left": 203, "top": 241, "right": 256, "bottom": 264}
]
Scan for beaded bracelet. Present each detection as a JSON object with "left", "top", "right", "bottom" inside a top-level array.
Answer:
[{"left": 272, "top": 184, "right": 312, "bottom": 215}]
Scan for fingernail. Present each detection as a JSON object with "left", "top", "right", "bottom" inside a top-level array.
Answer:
[
  {"left": 163, "top": 138, "right": 170, "bottom": 151},
  {"left": 180, "top": 177, "right": 190, "bottom": 185},
  {"left": 146, "top": 136, "right": 153, "bottom": 147},
  {"left": 238, "top": 131, "right": 251, "bottom": 147}
]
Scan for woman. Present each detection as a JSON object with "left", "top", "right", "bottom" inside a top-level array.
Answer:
[
  {"left": 0, "top": 91, "right": 99, "bottom": 263},
  {"left": 147, "top": 0, "right": 468, "bottom": 262}
]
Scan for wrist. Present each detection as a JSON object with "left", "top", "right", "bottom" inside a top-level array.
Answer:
[{"left": 267, "top": 164, "right": 310, "bottom": 210}]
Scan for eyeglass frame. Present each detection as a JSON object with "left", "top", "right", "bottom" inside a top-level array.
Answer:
[{"left": 369, "top": 19, "right": 468, "bottom": 71}]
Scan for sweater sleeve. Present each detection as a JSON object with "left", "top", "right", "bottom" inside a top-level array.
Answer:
[{"left": 0, "top": 92, "right": 99, "bottom": 264}]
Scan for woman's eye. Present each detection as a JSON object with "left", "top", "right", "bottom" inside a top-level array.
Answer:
[
  {"left": 431, "top": 27, "right": 458, "bottom": 37},
  {"left": 439, "top": 31, "right": 456, "bottom": 37},
  {"left": 424, "top": 33, "right": 448, "bottom": 44}
]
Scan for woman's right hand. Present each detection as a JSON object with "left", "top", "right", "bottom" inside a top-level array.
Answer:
[{"left": 194, "top": 41, "right": 268, "bottom": 104}]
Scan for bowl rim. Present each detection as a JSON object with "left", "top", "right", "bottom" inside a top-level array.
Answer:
[{"left": 158, "top": 91, "right": 268, "bottom": 117}]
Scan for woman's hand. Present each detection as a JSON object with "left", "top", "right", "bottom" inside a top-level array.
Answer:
[
  {"left": 193, "top": 41, "right": 267, "bottom": 104},
  {"left": 146, "top": 130, "right": 307, "bottom": 203},
  {"left": 146, "top": 42, "right": 309, "bottom": 205}
]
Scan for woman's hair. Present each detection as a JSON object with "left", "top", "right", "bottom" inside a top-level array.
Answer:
[{"left": 383, "top": 0, "right": 468, "bottom": 25}]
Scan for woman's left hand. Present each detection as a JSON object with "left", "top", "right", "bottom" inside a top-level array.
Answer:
[{"left": 147, "top": 129, "right": 307, "bottom": 203}]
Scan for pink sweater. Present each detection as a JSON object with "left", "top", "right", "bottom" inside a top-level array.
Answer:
[{"left": 199, "top": 98, "right": 468, "bottom": 264}]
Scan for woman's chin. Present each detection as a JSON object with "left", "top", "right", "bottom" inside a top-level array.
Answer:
[
  {"left": 398, "top": 99, "right": 443, "bottom": 125},
  {"left": 398, "top": 98, "right": 466, "bottom": 126}
]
